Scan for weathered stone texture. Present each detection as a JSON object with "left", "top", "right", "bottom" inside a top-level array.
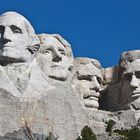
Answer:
[{"left": 0, "top": 11, "right": 140, "bottom": 140}]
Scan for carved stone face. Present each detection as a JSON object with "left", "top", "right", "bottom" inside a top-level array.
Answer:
[
  {"left": 73, "top": 58, "right": 103, "bottom": 110},
  {"left": 37, "top": 35, "right": 72, "bottom": 81},
  {"left": 0, "top": 12, "right": 34, "bottom": 63},
  {"left": 122, "top": 59, "right": 140, "bottom": 110}
]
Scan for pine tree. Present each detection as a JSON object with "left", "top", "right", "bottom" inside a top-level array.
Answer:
[
  {"left": 105, "top": 119, "right": 116, "bottom": 136},
  {"left": 77, "top": 125, "right": 97, "bottom": 140},
  {"left": 46, "top": 132, "right": 57, "bottom": 140},
  {"left": 127, "top": 126, "right": 140, "bottom": 140}
]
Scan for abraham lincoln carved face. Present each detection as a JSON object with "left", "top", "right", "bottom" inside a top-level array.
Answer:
[{"left": 120, "top": 50, "right": 140, "bottom": 110}]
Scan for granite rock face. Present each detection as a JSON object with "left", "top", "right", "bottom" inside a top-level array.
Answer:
[{"left": 0, "top": 11, "right": 140, "bottom": 140}]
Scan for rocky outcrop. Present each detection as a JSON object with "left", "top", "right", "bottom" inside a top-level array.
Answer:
[{"left": 0, "top": 11, "right": 140, "bottom": 140}]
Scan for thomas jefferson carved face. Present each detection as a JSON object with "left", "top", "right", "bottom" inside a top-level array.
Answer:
[
  {"left": 37, "top": 34, "right": 73, "bottom": 81},
  {"left": 121, "top": 59, "right": 140, "bottom": 110},
  {"left": 0, "top": 12, "right": 35, "bottom": 63},
  {"left": 73, "top": 58, "right": 103, "bottom": 110}
]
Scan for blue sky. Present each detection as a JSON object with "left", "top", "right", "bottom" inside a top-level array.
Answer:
[{"left": 0, "top": 0, "right": 140, "bottom": 67}]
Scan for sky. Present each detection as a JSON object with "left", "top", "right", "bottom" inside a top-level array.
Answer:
[{"left": 0, "top": 0, "right": 140, "bottom": 68}]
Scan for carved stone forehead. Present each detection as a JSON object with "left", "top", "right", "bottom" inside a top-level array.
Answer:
[
  {"left": 39, "top": 34, "right": 71, "bottom": 47},
  {"left": 38, "top": 33, "right": 73, "bottom": 59},
  {"left": 123, "top": 59, "right": 140, "bottom": 74},
  {"left": 74, "top": 57, "right": 102, "bottom": 69},
  {"left": 0, "top": 11, "right": 35, "bottom": 35},
  {"left": 39, "top": 34, "right": 65, "bottom": 47},
  {"left": 74, "top": 57, "right": 103, "bottom": 79},
  {"left": 119, "top": 50, "right": 140, "bottom": 68}
]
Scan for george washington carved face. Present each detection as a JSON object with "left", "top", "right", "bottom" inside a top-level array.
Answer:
[{"left": 0, "top": 12, "right": 36, "bottom": 64}]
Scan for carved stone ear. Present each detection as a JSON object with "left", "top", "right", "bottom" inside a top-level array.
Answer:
[{"left": 27, "top": 35, "right": 40, "bottom": 54}]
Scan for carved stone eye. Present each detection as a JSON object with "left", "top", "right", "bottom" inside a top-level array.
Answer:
[
  {"left": 42, "top": 48, "right": 52, "bottom": 54},
  {"left": 97, "top": 77, "right": 102, "bottom": 84},
  {"left": 45, "top": 50, "right": 51, "bottom": 54},
  {"left": 10, "top": 25, "right": 22, "bottom": 34},
  {"left": 60, "top": 52, "right": 66, "bottom": 56},
  {"left": 59, "top": 49, "right": 66, "bottom": 56},
  {"left": 123, "top": 73, "right": 132, "bottom": 81},
  {"left": 13, "top": 30, "right": 21, "bottom": 34},
  {"left": 135, "top": 71, "right": 140, "bottom": 79},
  {"left": 0, "top": 25, "right": 4, "bottom": 35},
  {"left": 77, "top": 75, "right": 92, "bottom": 81}
]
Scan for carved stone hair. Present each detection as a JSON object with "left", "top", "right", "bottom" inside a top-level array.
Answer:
[
  {"left": 38, "top": 33, "right": 73, "bottom": 58},
  {"left": 74, "top": 57, "right": 102, "bottom": 69},
  {"left": 119, "top": 50, "right": 140, "bottom": 69}
]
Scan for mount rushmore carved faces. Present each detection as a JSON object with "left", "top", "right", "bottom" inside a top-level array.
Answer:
[
  {"left": 119, "top": 50, "right": 140, "bottom": 110},
  {"left": 37, "top": 34, "right": 74, "bottom": 81},
  {"left": 73, "top": 58, "right": 104, "bottom": 110},
  {"left": 0, "top": 12, "right": 37, "bottom": 64}
]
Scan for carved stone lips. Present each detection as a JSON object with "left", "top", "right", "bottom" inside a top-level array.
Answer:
[
  {"left": 51, "top": 65, "right": 60, "bottom": 67},
  {"left": 89, "top": 96, "right": 98, "bottom": 101},
  {"left": 131, "top": 92, "right": 140, "bottom": 98},
  {"left": 84, "top": 98, "right": 99, "bottom": 108},
  {"left": 2, "top": 46, "right": 14, "bottom": 51},
  {"left": 3, "top": 46, "right": 13, "bottom": 49},
  {"left": 84, "top": 91, "right": 100, "bottom": 100},
  {"left": 51, "top": 65, "right": 64, "bottom": 69}
]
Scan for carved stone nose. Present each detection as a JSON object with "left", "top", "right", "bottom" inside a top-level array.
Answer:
[
  {"left": 1, "top": 38, "right": 11, "bottom": 45},
  {"left": 130, "top": 75, "right": 139, "bottom": 89},
  {"left": 52, "top": 54, "right": 62, "bottom": 62},
  {"left": 1, "top": 28, "right": 12, "bottom": 44},
  {"left": 90, "top": 86, "right": 100, "bottom": 92},
  {"left": 90, "top": 76, "right": 101, "bottom": 92},
  {"left": 3, "top": 27, "right": 11, "bottom": 40}
]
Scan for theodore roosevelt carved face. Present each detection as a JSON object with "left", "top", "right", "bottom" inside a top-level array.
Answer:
[
  {"left": 37, "top": 34, "right": 74, "bottom": 81},
  {"left": 73, "top": 58, "right": 104, "bottom": 110},
  {"left": 0, "top": 12, "right": 36, "bottom": 64}
]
